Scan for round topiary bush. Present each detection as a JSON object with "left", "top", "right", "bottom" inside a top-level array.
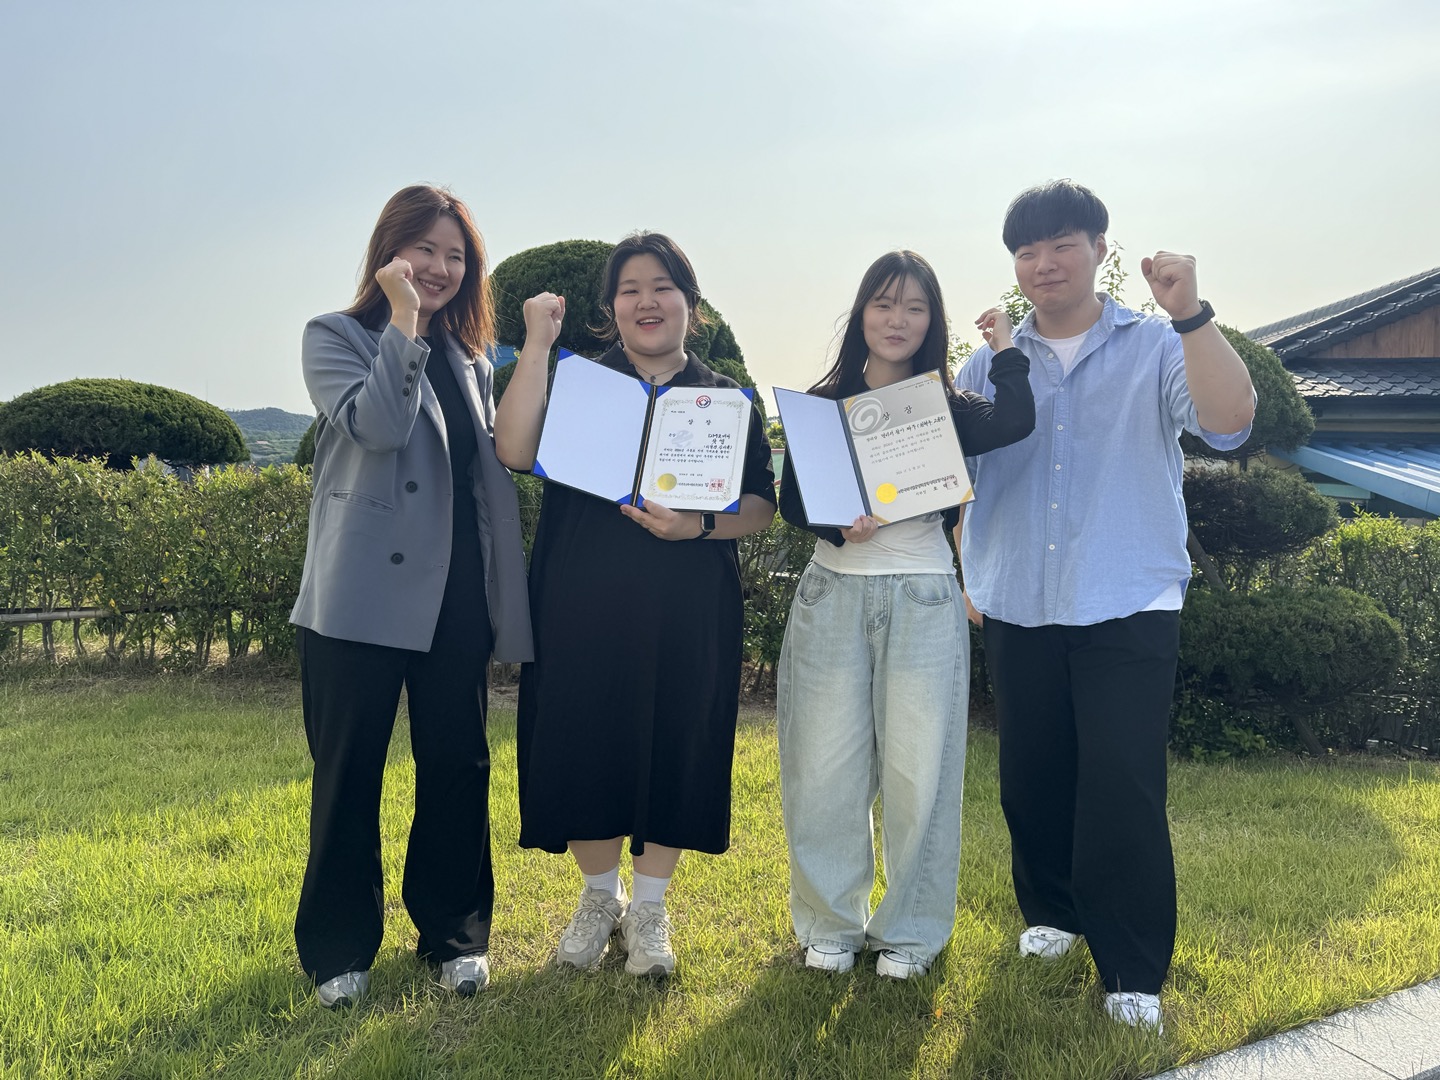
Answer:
[
  {"left": 1185, "top": 464, "right": 1337, "bottom": 563},
  {"left": 488, "top": 239, "right": 748, "bottom": 368},
  {"left": 1181, "top": 326, "right": 1314, "bottom": 460},
  {"left": 1179, "top": 583, "right": 1405, "bottom": 754},
  {"left": 294, "top": 419, "right": 317, "bottom": 468},
  {"left": 0, "top": 378, "right": 248, "bottom": 469}
]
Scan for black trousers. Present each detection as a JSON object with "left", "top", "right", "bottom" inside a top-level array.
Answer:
[
  {"left": 295, "top": 611, "right": 494, "bottom": 984},
  {"left": 982, "top": 610, "right": 1180, "bottom": 994}
]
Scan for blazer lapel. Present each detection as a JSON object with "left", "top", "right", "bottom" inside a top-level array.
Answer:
[{"left": 444, "top": 336, "right": 490, "bottom": 438}]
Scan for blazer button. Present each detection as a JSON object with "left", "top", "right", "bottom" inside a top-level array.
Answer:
[
  {"left": 402, "top": 388, "right": 411, "bottom": 396},
  {"left": 408, "top": 361, "right": 418, "bottom": 370},
  {"left": 405, "top": 373, "right": 414, "bottom": 383},
  {"left": 405, "top": 481, "right": 418, "bottom": 493},
  {"left": 390, "top": 553, "right": 404, "bottom": 564}
]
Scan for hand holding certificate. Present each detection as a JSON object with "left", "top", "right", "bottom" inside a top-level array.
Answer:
[
  {"left": 775, "top": 370, "right": 972, "bottom": 527},
  {"left": 533, "top": 349, "right": 754, "bottom": 513}
]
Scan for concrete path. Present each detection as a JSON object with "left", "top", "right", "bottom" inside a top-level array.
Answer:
[{"left": 1154, "top": 978, "right": 1440, "bottom": 1079}]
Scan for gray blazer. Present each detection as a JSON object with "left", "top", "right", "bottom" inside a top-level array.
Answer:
[{"left": 289, "top": 312, "right": 534, "bottom": 660}]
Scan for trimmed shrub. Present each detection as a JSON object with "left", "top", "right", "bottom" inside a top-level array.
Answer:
[
  {"left": 1185, "top": 465, "right": 1337, "bottom": 589},
  {"left": 1181, "top": 326, "right": 1314, "bottom": 460},
  {"left": 0, "top": 378, "right": 248, "bottom": 469},
  {"left": 1178, "top": 583, "right": 1405, "bottom": 755},
  {"left": 294, "top": 419, "right": 316, "bottom": 467},
  {"left": 491, "top": 240, "right": 615, "bottom": 358}
]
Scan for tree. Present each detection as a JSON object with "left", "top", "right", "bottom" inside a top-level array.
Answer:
[
  {"left": 1180, "top": 326, "right": 1314, "bottom": 461},
  {"left": 0, "top": 379, "right": 248, "bottom": 470},
  {"left": 294, "top": 419, "right": 317, "bottom": 467}
]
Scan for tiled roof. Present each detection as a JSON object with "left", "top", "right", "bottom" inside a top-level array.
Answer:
[
  {"left": 1289, "top": 359, "right": 1440, "bottom": 399},
  {"left": 1246, "top": 267, "right": 1440, "bottom": 360}
]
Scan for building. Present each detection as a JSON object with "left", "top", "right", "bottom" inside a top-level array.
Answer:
[{"left": 1249, "top": 267, "right": 1440, "bottom": 518}]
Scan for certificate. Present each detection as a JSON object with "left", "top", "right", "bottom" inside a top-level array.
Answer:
[
  {"left": 774, "top": 370, "right": 972, "bottom": 527},
  {"left": 533, "top": 349, "right": 754, "bottom": 513}
]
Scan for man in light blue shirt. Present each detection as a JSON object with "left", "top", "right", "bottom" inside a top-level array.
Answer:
[{"left": 954, "top": 180, "right": 1255, "bottom": 1033}]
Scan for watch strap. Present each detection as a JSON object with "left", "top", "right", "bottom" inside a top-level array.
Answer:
[{"left": 1171, "top": 299, "right": 1215, "bottom": 335}]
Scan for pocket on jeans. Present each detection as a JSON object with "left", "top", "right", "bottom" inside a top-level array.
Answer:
[
  {"left": 795, "top": 564, "right": 836, "bottom": 607},
  {"left": 902, "top": 574, "right": 955, "bottom": 606}
]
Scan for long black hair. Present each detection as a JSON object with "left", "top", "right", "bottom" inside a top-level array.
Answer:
[{"left": 809, "top": 250, "right": 952, "bottom": 400}]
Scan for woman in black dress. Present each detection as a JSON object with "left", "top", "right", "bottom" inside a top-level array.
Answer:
[{"left": 494, "top": 232, "right": 775, "bottom": 977}]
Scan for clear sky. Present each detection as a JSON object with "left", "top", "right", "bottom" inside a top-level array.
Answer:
[{"left": 3, "top": 0, "right": 1437, "bottom": 416}]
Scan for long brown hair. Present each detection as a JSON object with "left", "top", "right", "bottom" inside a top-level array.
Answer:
[
  {"left": 343, "top": 185, "right": 494, "bottom": 358},
  {"left": 810, "top": 251, "right": 953, "bottom": 399}
]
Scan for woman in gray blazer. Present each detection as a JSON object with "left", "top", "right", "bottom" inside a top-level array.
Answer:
[{"left": 289, "top": 185, "right": 532, "bottom": 1008}]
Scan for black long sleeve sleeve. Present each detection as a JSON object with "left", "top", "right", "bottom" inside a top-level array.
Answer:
[
  {"left": 780, "top": 348, "right": 1033, "bottom": 546},
  {"left": 949, "top": 347, "right": 1034, "bottom": 455}
]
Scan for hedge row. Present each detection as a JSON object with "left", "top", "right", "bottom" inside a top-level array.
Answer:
[
  {"left": 2, "top": 455, "right": 1434, "bottom": 759},
  {"left": 0, "top": 453, "right": 308, "bottom": 664},
  {"left": 0, "top": 457, "right": 814, "bottom": 677}
]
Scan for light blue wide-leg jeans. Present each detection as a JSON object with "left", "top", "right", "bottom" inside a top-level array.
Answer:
[{"left": 777, "top": 562, "right": 970, "bottom": 964}]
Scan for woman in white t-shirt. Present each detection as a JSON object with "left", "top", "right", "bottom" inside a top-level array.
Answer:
[{"left": 776, "top": 251, "right": 1034, "bottom": 978}]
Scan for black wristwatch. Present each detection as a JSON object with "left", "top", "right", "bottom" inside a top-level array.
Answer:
[
  {"left": 1171, "top": 299, "right": 1215, "bottom": 334},
  {"left": 696, "top": 512, "right": 716, "bottom": 540}
]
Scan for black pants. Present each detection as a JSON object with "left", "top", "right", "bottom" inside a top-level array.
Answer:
[
  {"left": 983, "top": 610, "right": 1180, "bottom": 994},
  {"left": 295, "top": 612, "right": 494, "bottom": 984}
]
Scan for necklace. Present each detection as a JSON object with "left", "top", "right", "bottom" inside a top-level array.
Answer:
[{"left": 627, "top": 351, "right": 686, "bottom": 384}]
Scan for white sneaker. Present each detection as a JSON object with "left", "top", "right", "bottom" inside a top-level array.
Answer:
[
  {"left": 619, "top": 900, "right": 675, "bottom": 977},
  {"left": 1018, "top": 925, "right": 1078, "bottom": 958},
  {"left": 804, "top": 945, "right": 856, "bottom": 973},
  {"left": 1105, "top": 991, "right": 1164, "bottom": 1033},
  {"left": 874, "top": 950, "right": 929, "bottom": 980},
  {"left": 439, "top": 953, "right": 489, "bottom": 996},
  {"left": 557, "top": 883, "right": 627, "bottom": 970},
  {"left": 316, "top": 969, "right": 369, "bottom": 1009}
]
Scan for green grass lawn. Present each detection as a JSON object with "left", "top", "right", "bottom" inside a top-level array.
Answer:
[{"left": 1, "top": 673, "right": 1437, "bottom": 1079}]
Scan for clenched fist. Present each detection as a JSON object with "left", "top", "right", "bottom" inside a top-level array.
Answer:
[
  {"left": 1141, "top": 252, "right": 1203, "bottom": 321},
  {"left": 523, "top": 292, "right": 566, "bottom": 352}
]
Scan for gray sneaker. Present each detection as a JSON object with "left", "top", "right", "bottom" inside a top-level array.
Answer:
[
  {"left": 439, "top": 953, "right": 489, "bottom": 996},
  {"left": 316, "top": 969, "right": 369, "bottom": 1009},
  {"left": 556, "top": 884, "right": 627, "bottom": 970},
  {"left": 619, "top": 900, "right": 675, "bottom": 978}
]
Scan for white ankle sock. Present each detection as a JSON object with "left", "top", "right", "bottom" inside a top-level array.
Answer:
[
  {"left": 631, "top": 871, "right": 670, "bottom": 907},
  {"left": 581, "top": 865, "right": 621, "bottom": 898}
]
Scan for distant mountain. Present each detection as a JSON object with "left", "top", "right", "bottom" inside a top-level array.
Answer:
[
  {"left": 228, "top": 408, "right": 314, "bottom": 437},
  {"left": 227, "top": 407, "right": 315, "bottom": 466}
]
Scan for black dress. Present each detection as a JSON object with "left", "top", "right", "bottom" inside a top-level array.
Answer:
[{"left": 517, "top": 345, "right": 776, "bottom": 856}]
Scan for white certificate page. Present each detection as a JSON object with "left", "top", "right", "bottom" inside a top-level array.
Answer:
[
  {"left": 843, "top": 371, "right": 973, "bottom": 525},
  {"left": 533, "top": 353, "right": 652, "bottom": 504},
  {"left": 636, "top": 386, "right": 753, "bottom": 513}
]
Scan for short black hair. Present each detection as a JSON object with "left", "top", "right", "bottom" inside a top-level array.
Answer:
[
  {"left": 1002, "top": 179, "right": 1109, "bottom": 253},
  {"left": 594, "top": 231, "right": 709, "bottom": 341}
]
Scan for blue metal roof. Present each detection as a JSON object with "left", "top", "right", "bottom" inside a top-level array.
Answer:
[
  {"left": 488, "top": 345, "right": 519, "bottom": 368},
  {"left": 1270, "top": 440, "right": 1440, "bottom": 515}
]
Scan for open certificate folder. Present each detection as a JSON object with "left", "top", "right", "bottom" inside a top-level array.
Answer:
[
  {"left": 532, "top": 349, "right": 754, "bottom": 513},
  {"left": 774, "top": 370, "right": 973, "bottom": 527}
]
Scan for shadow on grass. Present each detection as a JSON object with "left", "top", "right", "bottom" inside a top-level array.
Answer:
[{"left": 644, "top": 953, "right": 939, "bottom": 1079}]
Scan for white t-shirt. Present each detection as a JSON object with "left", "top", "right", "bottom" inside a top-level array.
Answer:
[
  {"left": 810, "top": 513, "right": 956, "bottom": 575},
  {"left": 1036, "top": 330, "right": 1089, "bottom": 376}
]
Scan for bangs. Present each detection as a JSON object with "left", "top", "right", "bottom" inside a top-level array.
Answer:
[{"left": 1002, "top": 180, "right": 1109, "bottom": 253}]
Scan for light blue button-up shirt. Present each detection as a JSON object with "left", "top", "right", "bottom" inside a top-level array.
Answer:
[{"left": 955, "top": 294, "right": 1251, "bottom": 628}]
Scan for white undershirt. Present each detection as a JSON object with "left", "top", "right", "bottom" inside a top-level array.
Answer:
[
  {"left": 810, "top": 514, "right": 956, "bottom": 575},
  {"left": 1035, "top": 330, "right": 1089, "bottom": 376}
]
